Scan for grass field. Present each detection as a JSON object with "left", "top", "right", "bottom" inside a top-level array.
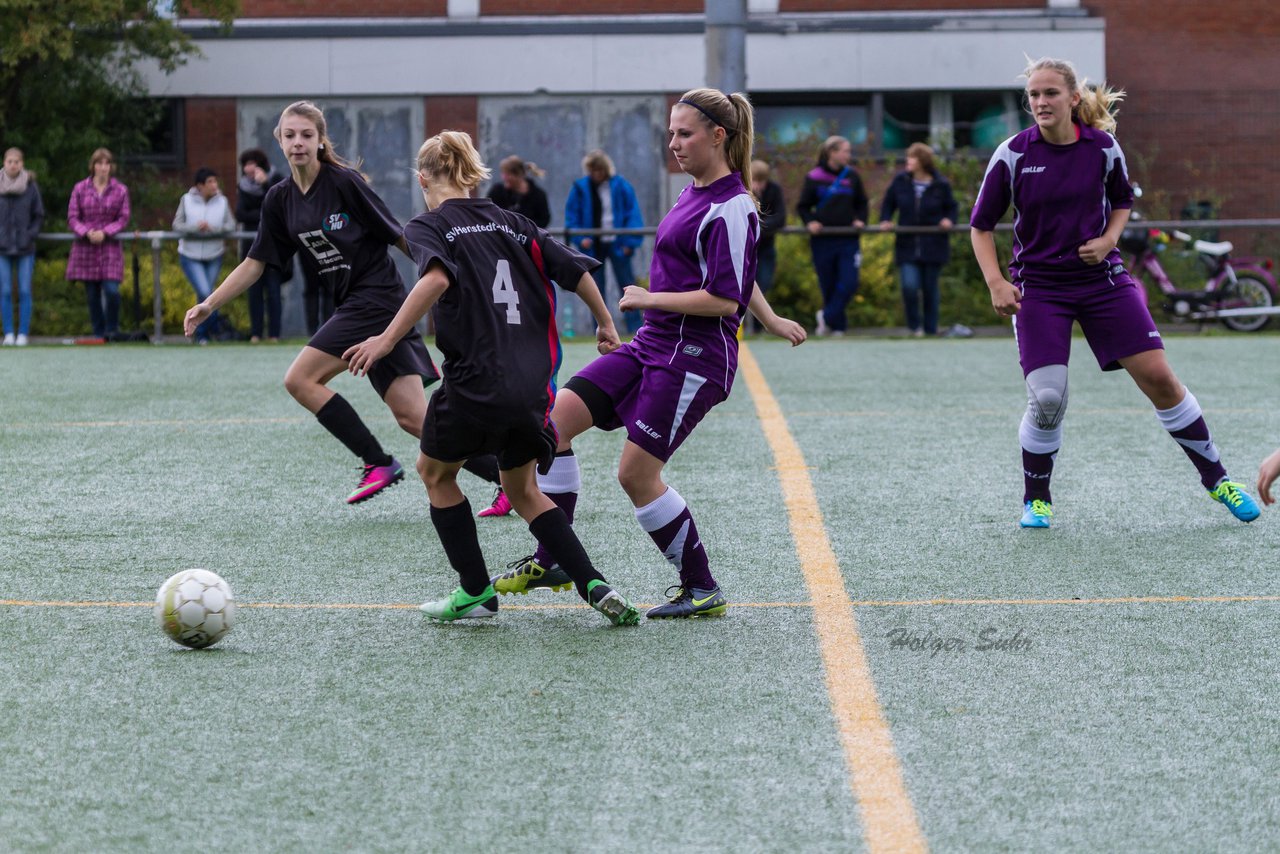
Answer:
[{"left": 2, "top": 332, "right": 1279, "bottom": 852}]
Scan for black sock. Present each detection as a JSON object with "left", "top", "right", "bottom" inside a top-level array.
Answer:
[
  {"left": 315, "top": 394, "right": 392, "bottom": 467},
  {"left": 430, "top": 501, "right": 490, "bottom": 596},
  {"left": 461, "top": 455, "right": 501, "bottom": 485},
  {"left": 528, "top": 508, "right": 604, "bottom": 601}
]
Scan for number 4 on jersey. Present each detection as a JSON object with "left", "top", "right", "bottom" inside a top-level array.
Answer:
[{"left": 491, "top": 260, "right": 521, "bottom": 324}]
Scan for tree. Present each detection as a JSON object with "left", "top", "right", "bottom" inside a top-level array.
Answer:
[{"left": 0, "top": 0, "right": 238, "bottom": 222}]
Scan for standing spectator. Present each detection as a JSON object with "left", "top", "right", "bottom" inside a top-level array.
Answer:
[
  {"left": 236, "top": 148, "right": 287, "bottom": 342},
  {"left": 749, "top": 159, "right": 786, "bottom": 334},
  {"left": 0, "top": 147, "right": 44, "bottom": 346},
  {"left": 174, "top": 167, "right": 236, "bottom": 345},
  {"left": 487, "top": 155, "right": 551, "bottom": 228},
  {"left": 565, "top": 149, "right": 644, "bottom": 334},
  {"left": 879, "top": 142, "right": 958, "bottom": 337},
  {"left": 67, "top": 148, "right": 130, "bottom": 340},
  {"left": 302, "top": 267, "right": 334, "bottom": 335},
  {"left": 796, "top": 135, "right": 868, "bottom": 337}
]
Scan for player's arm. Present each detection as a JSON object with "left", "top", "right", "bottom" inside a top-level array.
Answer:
[
  {"left": 571, "top": 270, "right": 621, "bottom": 355},
  {"left": 620, "top": 287, "right": 736, "bottom": 317},
  {"left": 1078, "top": 207, "right": 1130, "bottom": 266},
  {"left": 747, "top": 285, "right": 806, "bottom": 346},
  {"left": 971, "top": 227, "right": 1020, "bottom": 318},
  {"left": 183, "top": 257, "right": 266, "bottom": 337},
  {"left": 344, "top": 262, "right": 450, "bottom": 376}
]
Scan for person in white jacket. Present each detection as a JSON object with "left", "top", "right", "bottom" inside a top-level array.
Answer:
[{"left": 174, "top": 167, "right": 236, "bottom": 344}]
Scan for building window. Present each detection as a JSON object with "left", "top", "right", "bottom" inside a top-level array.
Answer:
[
  {"left": 754, "top": 93, "right": 870, "bottom": 148},
  {"left": 126, "top": 98, "right": 184, "bottom": 167}
]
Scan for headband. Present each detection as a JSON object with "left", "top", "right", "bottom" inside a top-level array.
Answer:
[{"left": 678, "top": 99, "right": 730, "bottom": 133}]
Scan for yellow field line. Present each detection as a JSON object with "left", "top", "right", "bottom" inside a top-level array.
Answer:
[{"left": 738, "top": 345, "right": 928, "bottom": 854}]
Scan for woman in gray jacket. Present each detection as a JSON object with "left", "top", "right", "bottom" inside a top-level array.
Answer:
[{"left": 0, "top": 148, "right": 45, "bottom": 346}]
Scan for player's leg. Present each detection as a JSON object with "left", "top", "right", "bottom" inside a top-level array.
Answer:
[
  {"left": 1013, "top": 294, "right": 1074, "bottom": 528},
  {"left": 417, "top": 452, "right": 498, "bottom": 620}
]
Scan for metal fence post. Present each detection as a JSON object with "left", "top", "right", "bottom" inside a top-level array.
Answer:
[{"left": 151, "top": 235, "right": 164, "bottom": 343}]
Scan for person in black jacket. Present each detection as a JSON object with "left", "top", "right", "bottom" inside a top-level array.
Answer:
[
  {"left": 0, "top": 148, "right": 44, "bottom": 346},
  {"left": 236, "top": 148, "right": 288, "bottom": 342},
  {"left": 796, "top": 135, "right": 868, "bottom": 337},
  {"left": 879, "top": 142, "right": 958, "bottom": 337},
  {"left": 486, "top": 155, "right": 551, "bottom": 228},
  {"left": 748, "top": 159, "right": 786, "bottom": 335}
]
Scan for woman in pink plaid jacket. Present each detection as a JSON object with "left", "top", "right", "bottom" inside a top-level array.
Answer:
[{"left": 66, "top": 148, "right": 131, "bottom": 339}]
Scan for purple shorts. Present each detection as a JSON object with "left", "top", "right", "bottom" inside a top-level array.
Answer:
[
  {"left": 1013, "top": 277, "right": 1163, "bottom": 375},
  {"left": 571, "top": 343, "right": 727, "bottom": 462}
]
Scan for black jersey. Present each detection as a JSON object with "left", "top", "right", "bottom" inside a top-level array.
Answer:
[
  {"left": 249, "top": 164, "right": 405, "bottom": 311},
  {"left": 403, "top": 198, "right": 600, "bottom": 429}
]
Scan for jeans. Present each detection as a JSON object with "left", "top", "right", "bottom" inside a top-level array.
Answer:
[
  {"left": 811, "top": 238, "right": 861, "bottom": 332},
  {"left": 180, "top": 254, "right": 224, "bottom": 341},
  {"left": 248, "top": 263, "right": 283, "bottom": 339},
  {"left": 0, "top": 253, "right": 34, "bottom": 336},
  {"left": 303, "top": 266, "right": 334, "bottom": 336},
  {"left": 591, "top": 243, "right": 642, "bottom": 334},
  {"left": 82, "top": 279, "right": 121, "bottom": 338},
  {"left": 899, "top": 261, "right": 942, "bottom": 335}
]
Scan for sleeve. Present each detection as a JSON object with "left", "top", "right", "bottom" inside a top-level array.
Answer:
[
  {"left": 172, "top": 198, "right": 189, "bottom": 233},
  {"left": 220, "top": 200, "right": 237, "bottom": 234},
  {"left": 796, "top": 178, "right": 819, "bottom": 224},
  {"left": 616, "top": 178, "right": 644, "bottom": 251},
  {"left": 563, "top": 179, "right": 589, "bottom": 250},
  {"left": 760, "top": 184, "right": 786, "bottom": 236},
  {"left": 103, "top": 185, "right": 130, "bottom": 236},
  {"left": 402, "top": 216, "right": 458, "bottom": 283},
  {"left": 28, "top": 185, "right": 44, "bottom": 244},
  {"left": 67, "top": 184, "right": 88, "bottom": 237},
  {"left": 247, "top": 189, "right": 296, "bottom": 270},
  {"left": 530, "top": 227, "right": 601, "bottom": 290},
  {"left": 234, "top": 189, "right": 251, "bottom": 224},
  {"left": 699, "top": 202, "right": 757, "bottom": 307},
  {"left": 852, "top": 174, "right": 869, "bottom": 224},
  {"left": 529, "top": 185, "right": 551, "bottom": 229},
  {"left": 342, "top": 169, "right": 403, "bottom": 246},
  {"left": 970, "top": 146, "right": 1014, "bottom": 231},
  {"left": 943, "top": 180, "right": 958, "bottom": 222},
  {"left": 879, "top": 176, "right": 899, "bottom": 223},
  {"left": 1105, "top": 139, "right": 1135, "bottom": 211}
]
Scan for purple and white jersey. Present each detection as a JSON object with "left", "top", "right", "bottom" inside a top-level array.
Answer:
[
  {"left": 632, "top": 172, "right": 759, "bottom": 393},
  {"left": 971, "top": 123, "right": 1134, "bottom": 288}
]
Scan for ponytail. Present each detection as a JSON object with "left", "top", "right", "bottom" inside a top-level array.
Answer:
[
  {"left": 416, "top": 130, "right": 490, "bottom": 192},
  {"left": 1022, "top": 56, "right": 1125, "bottom": 134},
  {"left": 675, "top": 87, "right": 757, "bottom": 203}
]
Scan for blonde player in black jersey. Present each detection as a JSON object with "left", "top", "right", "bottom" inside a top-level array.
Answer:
[{"left": 345, "top": 131, "right": 639, "bottom": 625}]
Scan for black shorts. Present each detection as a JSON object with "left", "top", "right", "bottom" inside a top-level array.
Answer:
[
  {"left": 421, "top": 385, "right": 558, "bottom": 473},
  {"left": 307, "top": 294, "right": 440, "bottom": 398}
]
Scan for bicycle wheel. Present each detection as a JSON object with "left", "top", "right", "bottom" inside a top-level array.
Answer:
[{"left": 1219, "top": 274, "right": 1275, "bottom": 332}]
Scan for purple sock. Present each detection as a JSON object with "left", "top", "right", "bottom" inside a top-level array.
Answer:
[
  {"left": 1156, "top": 390, "right": 1227, "bottom": 490},
  {"left": 635, "top": 487, "right": 716, "bottom": 591},
  {"left": 1022, "top": 449, "right": 1056, "bottom": 503},
  {"left": 532, "top": 452, "right": 579, "bottom": 568}
]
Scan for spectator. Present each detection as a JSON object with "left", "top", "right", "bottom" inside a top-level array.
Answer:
[
  {"left": 796, "top": 135, "right": 868, "bottom": 337},
  {"left": 749, "top": 159, "right": 786, "bottom": 334},
  {"left": 175, "top": 167, "right": 236, "bottom": 345},
  {"left": 67, "top": 148, "right": 130, "bottom": 340},
  {"left": 878, "top": 142, "right": 958, "bottom": 337},
  {"left": 302, "top": 267, "right": 334, "bottom": 336},
  {"left": 236, "top": 148, "right": 288, "bottom": 342},
  {"left": 565, "top": 149, "right": 644, "bottom": 334},
  {"left": 0, "top": 147, "right": 44, "bottom": 346},
  {"left": 487, "top": 155, "right": 551, "bottom": 227}
]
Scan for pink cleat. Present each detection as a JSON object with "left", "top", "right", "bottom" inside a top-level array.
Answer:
[
  {"left": 477, "top": 487, "right": 513, "bottom": 518},
  {"left": 346, "top": 458, "right": 404, "bottom": 505}
]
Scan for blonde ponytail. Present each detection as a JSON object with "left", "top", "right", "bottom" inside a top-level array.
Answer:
[
  {"left": 416, "top": 131, "right": 490, "bottom": 192},
  {"left": 1022, "top": 56, "right": 1125, "bottom": 134},
  {"left": 675, "top": 87, "right": 757, "bottom": 201}
]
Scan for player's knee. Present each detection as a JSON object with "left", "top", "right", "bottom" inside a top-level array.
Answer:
[{"left": 1025, "top": 365, "right": 1068, "bottom": 429}]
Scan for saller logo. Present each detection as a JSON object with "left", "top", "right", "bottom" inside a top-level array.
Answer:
[
  {"left": 635, "top": 420, "right": 662, "bottom": 439},
  {"left": 682, "top": 344, "right": 703, "bottom": 356},
  {"left": 1021, "top": 166, "right": 1046, "bottom": 174}
]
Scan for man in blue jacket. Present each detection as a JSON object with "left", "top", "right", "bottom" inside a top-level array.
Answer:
[{"left": 565, "top": 149, "right": 644, "bottom": 333}]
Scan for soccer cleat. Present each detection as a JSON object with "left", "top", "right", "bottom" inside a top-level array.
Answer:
[
  {"left": 419, "top": 585, "right": 499, "bottom": 621},
  {"left": 586, "top": 579, "right": 640, "bottom": 626},
  {"left": 645, "top": 585, "right": 728, "bottom": 619},
  {"left": 1020, "top": 499, "right": 1053, "bottom": 528},
  {"left": 1209, "top": 480, "right": 1261, "bottom": 523},
  {"left": 491, "top": 555, "right": 573, "bottom": 595},
  {"left": 346, "top": 458, "right": 404, "bottom": 505},
  {"left": 477, "top": 487, "right": 513, "bottom": 518}
]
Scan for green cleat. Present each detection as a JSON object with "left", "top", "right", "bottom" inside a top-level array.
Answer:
[
  {"left": 1209, "top": 480, "right": 1261, "bottom": 522},
  {"left": 586, "top": 580, "right": 640, "bottom": 626},
  {"left": 1020, "top": 499, "right": 1053, "bottom": 528},
  {"left": 645, "top": 585, "right": 728, "bottom": 620},
  {"left": 419, "top": 585, "right": 498, "bottom": 621},
  {"left": 491, "top": 555, "right": 573, "bottom": 595}
]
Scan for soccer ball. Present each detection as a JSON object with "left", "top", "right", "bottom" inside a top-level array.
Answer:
[{"left": 154, "top": 569, "right": 236, "bottom": 649}]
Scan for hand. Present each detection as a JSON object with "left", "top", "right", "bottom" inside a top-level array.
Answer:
[
  {"left": 619, "top": 284, "right": 650, "bottom": 313},
  {"left": 765, "top": 316, "right": 807, "bottom": 346},
  {"left": 939, "top": 218, "right": 954, "bottom": 231},
  {"left": 581, "top": 237, "right": 593, "bottom": 251},
  {"left": 852, "top": 220, "right": 865, "bottom": 229},
  {"left": 878, "top": 221, "right": 893, "bottom": 231},
  {"left": 1258, "top": 448, "right": 1280, "bottom": 506},
  {"left": 88, "top": 229, "right": 104, "bottom": 245},
  {"left": 622, "top": 246, "right": 632, "bottom": 256},
  {"left": 1078, "top": 236, "right": 1117, "bottom": 266},
  {"left": 596, "top": 322, "right": 621, "bottom": 355},
  {"left": 989, "top": 279, "right": 1022, "bottom": 318},
  {"left": 184, "top": 303, "right": 212, "bottom": 337},
  {"left": 252, "top": 166, "right": 268, "bottom": 184},
  {"left": 806, "top": 221, "right": 823, "bottom": 235},
  {"left": 343, "top": 335, "right": 393, "bottom": 377},
  {"left": 197, "top": 221, "right": 211, "bottom": 232}
]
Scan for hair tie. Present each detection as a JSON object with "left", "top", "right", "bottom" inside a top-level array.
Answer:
[{"left": 678, "top": 99, "right": 729, "bottom": 132}]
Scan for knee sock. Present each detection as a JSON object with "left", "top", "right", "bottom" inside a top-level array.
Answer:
[
  {"left": 315, "top": 394, "right": 392, "bottom": 467},
  {"left": 429, "top": 500, "right": 490, "bottom": 596},
  {"left": 462, "top": 455, "right": 501, "bottom": 485},
  {"left": 1155, "top": 389, "right": 1227, "bottom": 490},
  {"left": 634, "top": 486, "right": 715, "bottom": 591},
  {"left": 528, "top": 508, "right": 604, "bottom": 601},
  {"left": 532, "top": 451, "right": 579, "bottom": 569},
  {"left": 1019, "top": 414, "right": 1060, "bottom": 503}
]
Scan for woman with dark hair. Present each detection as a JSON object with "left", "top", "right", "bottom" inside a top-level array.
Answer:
[
  {"left": 796, "top": 135, "right": 868, "bottom": 337},
  {"left": 175, "top": 166, "right": 236, "bottom": 345},
  {"left": 0, "top": 148, "right": 44, "bottom": 346},
  {"left": 67, "top": 148, "right": 130, "bottom": 340},
  {"left": 236, "top": 147, "right": 287, "bottom": 342}
]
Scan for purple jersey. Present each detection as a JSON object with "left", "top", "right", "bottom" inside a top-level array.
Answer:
[
  {"left": 971, "top": 123, "right": 1134, "bottom": 288},
  {"left": 631, "top": 172, "right": 759, "bottom": 393}
]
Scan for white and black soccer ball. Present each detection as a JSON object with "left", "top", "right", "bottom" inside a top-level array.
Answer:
[{"left": 154, "top": 569, "right": 236, "bottom": 649}]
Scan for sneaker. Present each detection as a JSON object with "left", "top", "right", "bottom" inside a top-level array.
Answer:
[
  {"left": 419, "top": 585, "right": 499, "bottom": 621},
  {"left": 814, "top": 310, "right": 830, "bottom": 337},
  {"left": 586, "top": 579, "right": 640, "bottom": 626},
  {"left": 645, "top": 585, "right": 728, "bottom": 619},
  {"left": 1020, "top": 499, "right": 1053, "bottom": 528},
  {"left": 1, "top": 333, "right": 12, "bottom": 346},
  {"left": 1209, "top": 480, "right": 1261, "bottom": 522},
  {"left": 346, "top": 458, "right": 404, "bottom": 505},
  {"left": 491, "top": 555, "right": 573, "bottom": 595},
  {"left": 15, "top": 334, "right": 28, "bottom": 346},
  {"left": 477, "top": 487, "right": 513, "bottom": 518}
]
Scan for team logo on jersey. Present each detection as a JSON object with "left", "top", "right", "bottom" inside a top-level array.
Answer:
[
  {"left": 323, "top": 213, "right": 350, "bottom": 232},
  {"left": 635, "top": 419, "right": 663, "bottom": 440},
  {"left": 681, "top": 344, "right": 703, "bottom": 357},
  {"left": 1021, "top": 166, "right": 1046, "bottom": 174}
]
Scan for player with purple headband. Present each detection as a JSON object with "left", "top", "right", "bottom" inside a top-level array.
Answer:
[
  {"left": 491, "top": 87, "right": 806, "bottom": 619},
  {"left": 971, "top": 57, "right": 1259, "bottom": 529}
]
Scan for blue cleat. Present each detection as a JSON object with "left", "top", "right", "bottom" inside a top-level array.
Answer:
[
  {"left": 1020, "top": 499, "right": 1053, "bottom": 528},
  {"left": 1209, "top": 480, "right": 1260, "bottom": 523}
]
